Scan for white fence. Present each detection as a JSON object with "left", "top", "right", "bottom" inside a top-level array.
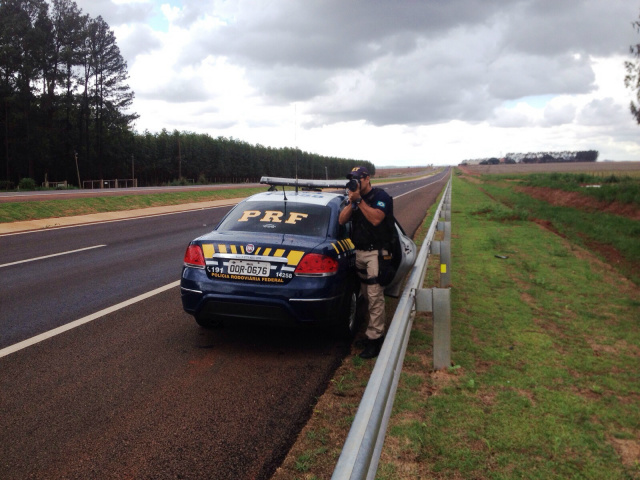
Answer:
[{"left": 82, "top": 178, "right": 138, "bottom": 189}]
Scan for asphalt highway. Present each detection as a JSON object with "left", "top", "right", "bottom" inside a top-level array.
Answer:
[{"left": 0, "top": 169, "right": 449, "bottom": 479}]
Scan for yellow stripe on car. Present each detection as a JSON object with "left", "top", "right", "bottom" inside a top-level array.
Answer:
[
  {"left": 202, "top": 244, "right": 214, "bottom": 258},
  {"left": 287, "top": 250, "right": 305, "bottom": 266}
]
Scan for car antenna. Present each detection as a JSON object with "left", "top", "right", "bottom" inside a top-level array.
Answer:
[{"left": 294, "top": 102, "right": 299, "bottom": 195}]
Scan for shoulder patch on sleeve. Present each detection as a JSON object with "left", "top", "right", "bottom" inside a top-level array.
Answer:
[{"left": 377, "top": 201, "right": 386, "bottom": 208}]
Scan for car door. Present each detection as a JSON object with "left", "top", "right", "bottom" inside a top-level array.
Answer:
[{"left": 384, "top": 220, "right": 417, "bottom": 298}]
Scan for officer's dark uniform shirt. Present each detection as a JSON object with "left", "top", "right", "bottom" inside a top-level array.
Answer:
[{"left": 351, "top": 187, "right": 394, "bottom": 250}]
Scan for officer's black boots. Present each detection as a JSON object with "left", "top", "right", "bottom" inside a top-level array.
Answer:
[{"left": 359, "top": 337, "right": 383, "bottom": 359}]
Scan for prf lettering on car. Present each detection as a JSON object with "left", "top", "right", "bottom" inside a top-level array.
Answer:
[{"left": 237, "top": 210, "right": 309, "bottom": 224}]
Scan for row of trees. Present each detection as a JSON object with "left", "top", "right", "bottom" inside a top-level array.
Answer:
[
  {"left": 0, "top": 0, "right": 370, "bottom": 189},
  {"left": 131, "top": 130, "right": 375, "bottom": 185},
  {"left": 0, "top": 0, "right": 138, "bottom": 187},
  {"left": 507, "top": 150, "right": 599, "bottom": 164},
  {"left": 460, "top": 150, "right": 599, "bottom": 166}
]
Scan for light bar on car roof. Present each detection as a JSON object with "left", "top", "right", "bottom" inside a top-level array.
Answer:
[{"left": 259, "top": 176, "right": 348, "bottom": 190}]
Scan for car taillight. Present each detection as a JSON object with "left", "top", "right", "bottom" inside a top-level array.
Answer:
[
  {"left": 183, "top": 244, "right": 205, "bottom": 267},
  {"left": 294, "top": 253, "right": 338, "bottom": 275}
]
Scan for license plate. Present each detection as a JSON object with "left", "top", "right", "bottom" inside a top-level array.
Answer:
[{"left": 227, "top": 260, "right": 271, "bottom": 277}]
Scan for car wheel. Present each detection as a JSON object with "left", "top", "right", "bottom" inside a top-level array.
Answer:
[
  {"left": 195, "top": 314, "right": 223, "bottom": 329},
  {"left": 335, "top": 288, "right": 359, "bottom": 339},
  {"left": 345, "top": 290, "right": 358, "bottom": 335}
]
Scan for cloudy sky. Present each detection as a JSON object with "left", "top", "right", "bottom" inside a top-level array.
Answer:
[{"left": 74, "top": 0, "right": 640, "bottom": 166}]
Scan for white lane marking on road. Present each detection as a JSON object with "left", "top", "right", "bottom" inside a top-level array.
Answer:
[
  {"left": 0, "top": 244, "right": 107, "bottom": 269},
  {"left": 0, "top": 281, "right": 180, "bottom": 359}
]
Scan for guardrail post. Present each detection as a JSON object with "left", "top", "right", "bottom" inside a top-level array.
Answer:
[
  {"left": 430, "top": 239, "right": 450, "bottom": 287},
  {"left": 439, "top": 241, "right": 451, "bottom": 288},
  {"left": 416, "top": 288, "right": 451, "bottom": 371},
  {"left": 438, "top": 220, "right": 451, "bottom": 242},
  {"left": 440, "top": 205, "right": 450, "bottom": 221},
  {"left": 432, "top": 288, "right": 451, "bottom": 370},
  {"left": 437, "top": 188, "right": 452, "bottom": 287},
  {"left": 435, "top": 221, "right": 451, "bottom": 288}
]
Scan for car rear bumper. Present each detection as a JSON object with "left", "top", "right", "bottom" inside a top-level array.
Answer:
[
  {"left": 182, "top": 290, "right": 343, "bottom": 325},
  {"left": 180, "top": 267, "right": 349, "bottom": 325}
]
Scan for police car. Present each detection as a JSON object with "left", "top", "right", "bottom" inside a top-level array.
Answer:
[{"left": 180, "top": 176, "right": 416, "bottom": 336}]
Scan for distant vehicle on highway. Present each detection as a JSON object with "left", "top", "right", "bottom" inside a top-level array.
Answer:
[{"left": 180, "top": 177, "right": 416, "bottom": 336}]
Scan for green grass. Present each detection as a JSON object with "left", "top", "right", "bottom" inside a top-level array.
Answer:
[
  {"left": 381, "top": 173, "right": 640, "bottom": 479},
  {"left": 476, "top": 180, "right": 640, "bottom": 284},
  {"left": 0, "top": 187, "right": 265, "bottom": 223},
  {"left": 485, "top": 172, "right": 640, "bottom": 206}
]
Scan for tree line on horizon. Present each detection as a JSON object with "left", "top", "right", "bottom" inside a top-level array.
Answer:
[
  {"left": 0, "top": 0, "right": 371, "bottom": 189},
  {"left": 460, "top": 150, "right": 599, "bottom": 166},
  {"left": 131, "top": 129, "right": 375, "bottom": 186},
  {"left": 509, "top": 150, "right": 599, "bottom": 164}
]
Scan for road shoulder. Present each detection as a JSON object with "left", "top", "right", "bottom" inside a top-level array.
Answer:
[{"left": 0, "top": 198, "right": 244, "bottom": 234}]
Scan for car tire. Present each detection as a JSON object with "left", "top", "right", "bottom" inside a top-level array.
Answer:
[
  {"left": 334, "top": 287, "right": 359, "bottom": 339},
  {"left": 195, "top": 314, "right": 223, "bottom": 329}
]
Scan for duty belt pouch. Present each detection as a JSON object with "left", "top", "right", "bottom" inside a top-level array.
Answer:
[{"left": 377, "top": 249, "right": 396, "bottom": 287}]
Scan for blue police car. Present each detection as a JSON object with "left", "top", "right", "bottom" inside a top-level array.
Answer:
[{"left": 180, "top": 176, "right": 416, "bottom": 336}]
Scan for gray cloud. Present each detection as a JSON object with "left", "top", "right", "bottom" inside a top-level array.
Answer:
[
  {"left": 75, "top": 0, "right": 640, "bottom": 154},
  {"left": 578, "top": 97, "right": 629, "bottom": 126},
  {"left": 169, "top": 0, "right": 634, "bottom": 128},
  {"left": 245, "top": 66, "right": 331, "bottom": 103},
  {"left": 138, "top": 78, "right": 211, "bottom": 103},
  {"left": 542, "top": 103, "right": 577, "bottom": 127},
  {"left": 489, "top": 108, "right": 536, "bottom": 129},
  {"left": 74, "top": 0, "right": 153, "bottom": 26},
  {"left": 189, "top": 0, "right": 507, "bottom": 69},
  {"left": 500, "top": 0, "right": 638, "bottom": 57},
  {"left": 118, "top": 25, "right": 162, "bottom": 60},
  {"left": 486, "top": 52, "right": 596, "bottom": 100}
]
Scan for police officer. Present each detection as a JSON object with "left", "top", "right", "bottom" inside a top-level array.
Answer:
[{"left": 339, "top": 166, "right": 394, "bottom": 359}]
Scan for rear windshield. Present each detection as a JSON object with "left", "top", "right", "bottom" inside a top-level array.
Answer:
[{"left": 217, "top": 201, "right": 331, "bottom": 237}]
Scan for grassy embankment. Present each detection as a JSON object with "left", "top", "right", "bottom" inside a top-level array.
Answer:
[
  {"left": 0, "top": 187, "right": 266, "bottom": 223},
  {"left": 478, "top": 172, "right": 640, "bottom": 285},
  {"left": 274, "top": 171, "right": 639, "bottom": 479},
  {"left": 516, "top": 171, "right": 640, "bottom": 204}
]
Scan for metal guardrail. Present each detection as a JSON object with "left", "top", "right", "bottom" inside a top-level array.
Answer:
[{"left": 332, "top": 173, "right": 453, "bottom": 480}]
